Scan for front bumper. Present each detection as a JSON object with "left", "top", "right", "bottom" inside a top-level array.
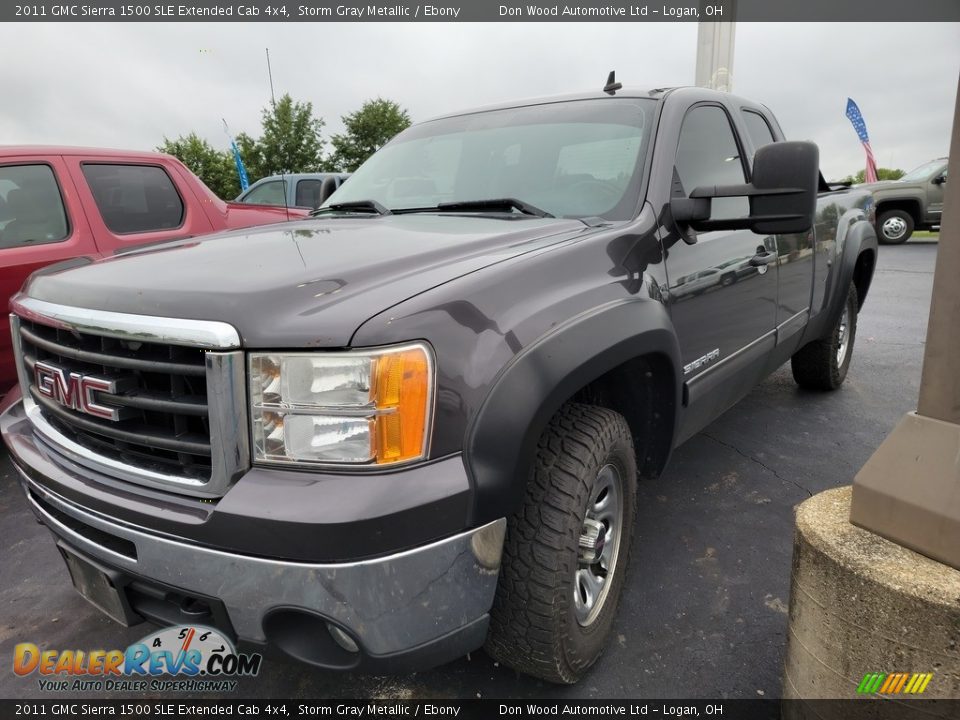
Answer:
[{"left": 3, "top": 394, "right": 506, "bottom": 671}]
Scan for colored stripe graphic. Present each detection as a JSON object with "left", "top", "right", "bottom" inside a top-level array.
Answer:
[
  {"left": 893, "top": 673, "right": 908, "bottom": 693},
  {"left": 879, "top": 674, "right": 897, "bottom": 693},
  {"left": 858, "top": 672, "right": 933, "bottom": 694}
]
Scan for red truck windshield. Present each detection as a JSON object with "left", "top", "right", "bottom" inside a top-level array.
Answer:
[{"left": 325, "top": 98, "right": 656, "bottom": 221}]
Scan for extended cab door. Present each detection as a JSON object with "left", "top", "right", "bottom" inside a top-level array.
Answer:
[
  {"left": 63, "top": 156, "right": 214, "bottom": 255},
  {"left": 738, "top": 108, "right": 815, "bottom": 354},
  {"left": 661, "top": 103, "right": 779, "bottom": 441},
  {"left": 0, "top": 155, "right": 96, "bottom": 392}
]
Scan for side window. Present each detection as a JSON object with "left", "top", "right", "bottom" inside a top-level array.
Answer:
[
  {"left": 675, "top": 105, "right": 748, "bottom": 221},
  {"left": 81, "top": 164, "right": 184, "bottom": 234},
  {"left": 295, "top": 179, "right": 323, "bottom": 208},
  {"left": 0, "top": 164, "right": 69, "bottom": 249},
  {"left": 242, "top": 180, "right": 286, "bottom": 206},
  {"left": 741, "top": 110, "right": 777, "bottom": 153}
]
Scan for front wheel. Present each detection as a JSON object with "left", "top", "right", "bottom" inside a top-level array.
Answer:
[
  {"left": 876, "top": 209, "right": 914, "bottom": 244},
  {"left": 791, "top": 284, "right": 858, "bottom": 390},
  {"left": 485, "top": 403, "right": 637, "bottom": 684}
]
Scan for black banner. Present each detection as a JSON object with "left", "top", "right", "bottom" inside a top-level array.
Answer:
[
  {"left": 4, "top": 700, "right": 960, "bottom": 719},
  {"left": 3, "top": 0, "right": 960, "bottom": 23}
]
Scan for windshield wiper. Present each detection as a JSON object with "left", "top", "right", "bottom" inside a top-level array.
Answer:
[
  {"left": 310, "top": 200, "right": 392, "bottom": 217},
  {"left": 395, "top": 198, "right": 554, "bottom": 218}
]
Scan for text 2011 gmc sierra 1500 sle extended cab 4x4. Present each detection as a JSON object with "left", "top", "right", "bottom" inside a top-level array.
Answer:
[{"left": 1, "top": 86, "right": 877, "bottom": 683}]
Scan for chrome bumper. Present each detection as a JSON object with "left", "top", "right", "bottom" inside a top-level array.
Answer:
[{"left": 15, "top": 465, "right": 505, "bottom": 657}]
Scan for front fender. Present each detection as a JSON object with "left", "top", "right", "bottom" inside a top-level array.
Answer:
[
  {"left": 809, "top": 217, "right": 878, "bottom": 341},
  {"left": 464, "top": 298, "right": 681, "bottom": 523}
]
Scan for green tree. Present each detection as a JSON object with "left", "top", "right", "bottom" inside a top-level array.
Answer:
[
  {"left": 255, "top": 94, "right": 327, "bottom": 176},
  {"left": 842, "top": 167, "right": 905, "bottom": 185},
  {"left": 157, "top": 133, "right": 240, "bottom": 199},
  {"left": 330, "top": 98, "right": 412, "bottom": 172}
]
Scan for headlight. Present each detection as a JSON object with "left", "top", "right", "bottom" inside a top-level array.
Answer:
[{"left": 249, "top": 343, "right": 434, "bottom": 467}]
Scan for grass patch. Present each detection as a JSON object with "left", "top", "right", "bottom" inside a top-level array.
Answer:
[{"left": 912, "top": 231, "right": 939, "bottom": 239}]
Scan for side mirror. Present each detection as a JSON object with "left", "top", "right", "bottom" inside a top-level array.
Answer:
[
  {"left": 672, "top": 141, "right": 820, "bottom": 235},
  {"left": 933, "top": 174, "right": 946, "bottom": 185}
]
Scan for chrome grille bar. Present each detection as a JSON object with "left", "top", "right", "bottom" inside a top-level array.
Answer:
[{"left": 10, "top": 299, "right": 247, "bottom": 498}]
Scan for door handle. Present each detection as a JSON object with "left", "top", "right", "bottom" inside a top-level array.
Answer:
[{"left": 749, "top": 250, "right": 777, "bottom": 267}]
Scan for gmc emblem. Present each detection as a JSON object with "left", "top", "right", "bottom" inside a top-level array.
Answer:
[{"left": 34, "top": 360, "right": 121, "bottom": 422}]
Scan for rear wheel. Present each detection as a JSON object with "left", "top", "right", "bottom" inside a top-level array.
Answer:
[
  {"left": 791, "top": 284, "right": 858, "bottom": 390},
  {"left": 876, "top": 209, "right": 914, "bottom": 244},
  {"left": 485, "top": 403, "right": 636, "bottom": 684}
]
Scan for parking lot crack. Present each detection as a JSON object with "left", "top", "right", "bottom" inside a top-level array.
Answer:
[{"left": 701, "top": 433, "right": 813, "bottom": 498}]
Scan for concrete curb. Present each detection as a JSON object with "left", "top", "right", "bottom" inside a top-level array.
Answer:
[{"left": 783, "top": 486, "right": 960, "bottom": 705}]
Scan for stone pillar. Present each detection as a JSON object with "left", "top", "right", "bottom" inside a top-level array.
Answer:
[
  {"left": 783, "top": 488, "right": 960, "bottom": 704},
  {"left": 849, "top": 74, "right": 960, "bottom": 569}
]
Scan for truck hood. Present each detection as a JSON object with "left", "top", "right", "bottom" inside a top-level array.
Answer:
[
  {"left": 22, "top": 215, "right": 587, "bottom": 347},
  {"left": 857, "top": 180, "right": 924, "bottom": 193}
]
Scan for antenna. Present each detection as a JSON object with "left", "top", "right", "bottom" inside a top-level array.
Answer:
[
  {"left": 265, "top": 47, "right": 291, "bottom": 222},
  {"left": 603, "top": 70, "right": 622, "bottom": 96}
]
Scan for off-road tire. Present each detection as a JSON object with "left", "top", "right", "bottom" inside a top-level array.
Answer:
[
  {"left": 485, "top": 403, "right": 637, "bottom": 684},
  {"left": 791, "top": 284, "right": 858, "bottom": 390},
  {"left": 876, "top": 209, "right": 914, "bottom": 244}
]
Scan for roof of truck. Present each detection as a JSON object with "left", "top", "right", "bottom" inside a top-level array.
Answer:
[
  {"left": 421, "top": 86, "right": 765, "bottom": 124},
  {"left": 0, "top": 145, "right": 175, "bottom": 160}
]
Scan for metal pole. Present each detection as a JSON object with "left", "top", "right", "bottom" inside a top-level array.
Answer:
[{"left": 695, "top": 4, "right": 736, "bottom": 92}]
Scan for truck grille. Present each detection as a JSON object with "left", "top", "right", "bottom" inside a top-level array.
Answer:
[
  {"left": 11, "top": 297, "right": 248, "bottom": 498},
  {"left": 18, "top": 318, "right": 213, "bottom": 481}
]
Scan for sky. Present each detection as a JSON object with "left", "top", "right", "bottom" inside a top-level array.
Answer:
[{"left": 1, "top": 22, "right": 957, "bottom": 181}]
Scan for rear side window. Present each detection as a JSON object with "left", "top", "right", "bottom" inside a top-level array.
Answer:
[
  {"left": 81, "top": 164, "right": 184, "bottom": 234},
  {"left": 0, "top": 164, "right": 69, "bottom": 249},
  {"left": 741, "top": 110, "right": 777, "bottom": 151},
  {"left": 241, "top": 180, "right": 286, "bottom": 206},
  {"left": 295, "top": 179, "right": 322, "bottom": 208}
]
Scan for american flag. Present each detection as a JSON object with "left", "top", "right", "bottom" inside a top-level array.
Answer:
[{"left": 845, "top": 98, "right": 879, "bottom": 183}]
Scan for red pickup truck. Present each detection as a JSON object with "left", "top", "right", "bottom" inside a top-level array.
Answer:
[{"left": 0, "top": 146, "right": 307, "bottom": 392}]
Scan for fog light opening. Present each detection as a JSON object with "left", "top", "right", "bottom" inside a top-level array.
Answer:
[
  {"left": 262, "top": 608, "right": 362, "bottom": 669},
  {"left": 327, "top": 622, "right": 359, "bottom": 653}
]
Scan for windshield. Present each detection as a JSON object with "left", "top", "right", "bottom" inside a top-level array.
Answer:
[
  {"left": 323, "top": 98, "right": 656, "bottom": 221},
  {"left": 900, "top": 159, "right": 947, "bottom": 182}
]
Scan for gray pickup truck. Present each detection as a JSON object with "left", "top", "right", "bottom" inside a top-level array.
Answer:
[
  {"left": 1, "top": 85, "right": 877, "bottom": 684},
  {"left": 865, "top": 157, "right": 948, "bottom": 243}
]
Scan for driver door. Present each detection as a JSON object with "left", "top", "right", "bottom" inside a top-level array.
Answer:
[{"left": 664, "top": 104, "right": 779, "bottom": 441}]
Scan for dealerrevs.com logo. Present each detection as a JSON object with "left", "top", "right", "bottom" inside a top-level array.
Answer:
[{"left": 13, "top": 625, "right": 262, "bottom": 692}]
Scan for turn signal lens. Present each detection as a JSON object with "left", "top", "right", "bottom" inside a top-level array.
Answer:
[{"left": 372, "top": 348, "right": 431, "bottom": 464}]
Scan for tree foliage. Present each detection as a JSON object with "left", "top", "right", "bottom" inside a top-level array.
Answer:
[
  {"left": 329, "top": 98, "right": 412, "bottom": 172},
  {"left": 160, "top": 95, "right": 409, "bottom": 198},
  {"left": 842, "top": 167, "right": 905, "bottom": 185},
  {"left": 253, "top": 94, "right": 327, "bottom": 177},
  {"left": 157, "top": 133, "right": 240, "bottom": 200}
]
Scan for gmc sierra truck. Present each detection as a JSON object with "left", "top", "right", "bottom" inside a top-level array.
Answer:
[
  {"left": 864, "top": 157, "right": 948, "bottom": 243},
  {"left": 1, "top": 86, "right": 877, "bottom": 684}
]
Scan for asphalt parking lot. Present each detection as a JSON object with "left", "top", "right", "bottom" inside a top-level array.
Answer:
[{"left": 0, "top": 240, "right": 938, "bottom": 700}]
